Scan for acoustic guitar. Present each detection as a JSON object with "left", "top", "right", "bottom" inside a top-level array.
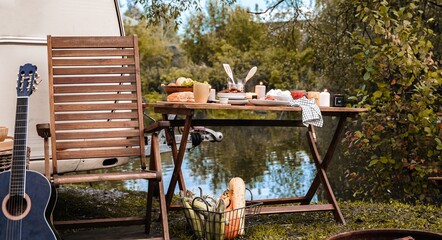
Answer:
[{"left": 0, "top": 64, "right": 59, "bottom": 239}]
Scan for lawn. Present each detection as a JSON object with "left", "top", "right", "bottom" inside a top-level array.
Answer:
[{"left": 54, "top": 187, "right": 442, "bottom": 239}]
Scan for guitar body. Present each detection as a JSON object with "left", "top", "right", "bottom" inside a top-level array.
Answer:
[
  {"left": 0, "top": 63, "right": 59, "bottom": 239},
  {"left": 0, "top": 170, "right": 58, "bottom": 240}
]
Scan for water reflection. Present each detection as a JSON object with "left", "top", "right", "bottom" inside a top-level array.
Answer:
[{"left": 125, "top": 126, "right": 320, "bottom": 201}]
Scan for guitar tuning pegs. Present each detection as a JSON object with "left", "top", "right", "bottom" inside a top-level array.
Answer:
[
  {"left": 35, "top": 72, "right": 40, "bottom": 79},
  {"left": 35, "top": 79, "right": 43, "bottom": 85},
  {"left": 33, "top": 86, "right": 38, "bottom": 92}
]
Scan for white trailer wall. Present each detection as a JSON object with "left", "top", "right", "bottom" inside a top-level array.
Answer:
[{"left": 0, "top": 0, "right": 124, "bottom": 173}]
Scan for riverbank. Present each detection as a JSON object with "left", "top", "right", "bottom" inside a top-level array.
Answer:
[{"left": 54, "top": 186, "right": 442, "bottom": 239}]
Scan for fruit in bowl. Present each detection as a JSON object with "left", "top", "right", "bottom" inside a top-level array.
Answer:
[
  {"left": 176, "top": 77, "right": 194, "bottom": 87},
  {"left": 161, "top": 77, "right": 195, "bottom": 94}
]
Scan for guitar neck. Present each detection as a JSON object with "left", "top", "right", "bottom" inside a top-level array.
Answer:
[{"left": 10, "top": 96, "right": 29, "bottom": 196}]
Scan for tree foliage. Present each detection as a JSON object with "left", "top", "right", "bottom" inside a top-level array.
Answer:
[
  {"left": 340, "top": 0, "right": 442, "bottom": 202},
  {"left": 181, "top": 0, "right": 316, "bottom": 91},
  {"left": 125, "top": 0, "right": 442, "bottom": 203}
]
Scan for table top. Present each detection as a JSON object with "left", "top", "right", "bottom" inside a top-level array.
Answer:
[{"left": 148, "top": 101, "right": 368, "bottom": 116}]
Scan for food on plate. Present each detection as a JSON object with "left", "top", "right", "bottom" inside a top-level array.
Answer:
[
  {"left": 266, "top": 89, "right": 292, "bottom": 101},
  {"left": 219, "top": 88, "right": 242, "bottom": 93},
  {"left": 167, "top": 82, "right": 176, "bottom": 86},
  {"left": 166, "top": 91, "right": 195, "bottom": 102},
  {"left": 265, "top": 95, "right": 276, "bottom": 101}
]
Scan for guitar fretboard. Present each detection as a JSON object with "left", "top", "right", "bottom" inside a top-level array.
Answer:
[{"left": 10, "top": 96, "right": 29, "bottom": 196}]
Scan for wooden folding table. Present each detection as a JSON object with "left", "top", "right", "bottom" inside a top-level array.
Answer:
[{"left": 149, "top": 102, "right": 367, "bottom": 224}]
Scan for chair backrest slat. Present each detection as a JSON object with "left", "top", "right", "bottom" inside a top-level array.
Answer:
[
  {"left": 54, "top": 112, "right": 139, "bottom": 121},
  {"left": 53, "top": 76, "right": 136, "bottom": 84},
  {"left": 47, "top": 35, "right": 146, "bottom": 174},
  {"left": 56, "top": 148, "right": 142, "bottom": 160}
]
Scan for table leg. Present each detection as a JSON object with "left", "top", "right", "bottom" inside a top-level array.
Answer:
[
  {"left": 302, "top": 118, "right": 348, "bottom": 224},
  {"left": 164, "top": 114, "right": 193, "bottom": 210},
  {"left": 164, "top": 122, "right": 185, "bottom": 191}
]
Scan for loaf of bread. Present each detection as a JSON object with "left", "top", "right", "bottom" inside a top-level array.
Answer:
[
  {"left": 166, "top": 91, "right": 195, "bottom": 102},
  {"left": 224, "top": 177, "right": 246, "bottom": 239}
]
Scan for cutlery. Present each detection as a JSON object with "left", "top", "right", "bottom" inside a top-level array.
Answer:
[
  {"left": 223, "top": 63, "right": 235, "bottom": 84},
  {"left": 244, "top": 66, "right": 257, "bottom": 84}
]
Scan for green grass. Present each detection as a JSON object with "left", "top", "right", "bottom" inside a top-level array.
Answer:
[{"left": 55, "top": 186, "right": 442, "bottom": 239}]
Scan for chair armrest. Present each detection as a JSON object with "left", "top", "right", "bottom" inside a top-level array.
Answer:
[
  {"left": 145, "top": 121, "right": 170, "bottom": 133},
  {"left": 36, "top": 123, "right": 51, "bottom": 138}
]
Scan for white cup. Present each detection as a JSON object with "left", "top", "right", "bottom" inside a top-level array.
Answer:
[
  {"left": 219, "top": 97, "right": 229, "bottom": 104},
  {"left": 208, "top": 89, "right": 216, "bottom": 101},
  {"left": 193, "top": 82, "right": 211, "bottom": 103}
]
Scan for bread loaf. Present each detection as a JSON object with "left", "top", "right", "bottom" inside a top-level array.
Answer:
[
  {"left": 166, "top": 91, "right": 195, "bottom": 102},
  {"left": 224, "top": 177, "right": 246, "bottom": 239}
]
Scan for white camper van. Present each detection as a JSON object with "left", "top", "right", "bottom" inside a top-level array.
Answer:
[
  {"left": 0, "top": 0, "right": 223, "bottom": 175},
  {"left": 0, "top": 0, "right": 127, "bottom": 173}
]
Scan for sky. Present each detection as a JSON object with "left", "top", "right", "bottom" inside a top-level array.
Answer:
[{"left": 119, "top": 0, "right": 313, "bottom": 33}]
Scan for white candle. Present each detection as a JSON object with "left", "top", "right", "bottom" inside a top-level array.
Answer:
[
  {"left": 319, "top": 89, "right": 331, "bottom": 107},
  {"left": 255, "top": 82, "right": 266, "bottom": 100}
]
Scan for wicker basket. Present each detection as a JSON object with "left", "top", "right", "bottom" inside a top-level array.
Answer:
[
  {"left": 182, "top": 198, "right": 262, "bottom": 240},
  {"left": 0, "top": 141, "right": 30, "bottom": 172}
]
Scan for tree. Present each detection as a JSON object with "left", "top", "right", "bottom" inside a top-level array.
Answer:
[
  {"left": 181, "top": 0, "right": 316, "bottom": 91},
  {"left": 342, "top": 0, "right": 442, "bottom": 202},
  {"left": 133, "top": 0, "right": 236, "bottom": 28}
]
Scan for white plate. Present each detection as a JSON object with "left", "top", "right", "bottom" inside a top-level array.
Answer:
[
  {"left": 228, "top": 99, "right": 248, "bottom": 105},
  {"left": 217, "top": 92, "right": 246, "bottom": 100},
  {"left": 249, "top": 99, "right": 291, "bottom": 106}
]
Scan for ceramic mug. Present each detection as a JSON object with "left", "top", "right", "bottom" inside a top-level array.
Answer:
[
  {"left": 193, "top": 82, "right": 211, "bottom": 103},
  {"left": 307, "top": 91, "right": 320, "bottom": 105},
  {"left": 0, "top": 126, "right": 13, "bottom": 142}
]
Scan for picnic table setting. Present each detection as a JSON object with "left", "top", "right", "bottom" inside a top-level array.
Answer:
[{"left": 148, "top": 64, "right": 369, "bottom": 239}]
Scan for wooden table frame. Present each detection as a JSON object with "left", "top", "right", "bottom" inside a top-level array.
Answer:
[{"left": 150, "top": 102, "right": 367, "bottom": 224}]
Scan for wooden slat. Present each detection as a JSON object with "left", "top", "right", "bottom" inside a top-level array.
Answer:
[
  {"left": 57, "top": 138, "right": 140, "bottom": 149},
  {"left": 52, "top": 58, "right": 135, "bottom": 66},
  {"left": 257, "top": 204, "right": 335, "bottom": 215},
  {"left": 56, "top": 148, "right": 141, "bottom": 160},
  {"left": 55, "top": 129, "right": 139, "bottom": 140},
  {"left": 54, "top": 93, "right": 137, "bottom": 102},
  {"left": 53, "top": 76, "right": 136, "bottom": 84},
  {"left": 257, "top": 197, "right": 308, "bottom": 205},
  {"left": 54, "top": 103, "right": 138, "bottom": 112},
  {"left": 55, "top": 121, "right": 139, "bottom": 130},
  {"left": 52, "top": 49, "right": 134, "bottom": 57},
  {"left": 53, "top": 171, "right": 159, "bottom": 185},
  {"left": 54, "top": 85, "right": 136, "bottom": 94},
  {"left": 170, "top": 119, "right": 305, "bottom": 127},
  {"left": 51, "top": 36, "right": 134, "bottom": 48},
  {"left": 54, "top": 217, "right": 146, "bottom": 229},
  {"left": 53, "top": 66, "right": 135, "bottom": 75},
  {"left": 54, "top": 112, "right": 138, "bottom": 121},
  {"left": 151, "top": 102, "right": 368, "bottom": 115}
]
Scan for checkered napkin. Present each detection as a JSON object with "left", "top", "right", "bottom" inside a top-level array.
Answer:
[{"left": 289, "top": 97, "right": 323, "bottom": 127}]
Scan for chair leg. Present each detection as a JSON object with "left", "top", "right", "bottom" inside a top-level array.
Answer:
[{"left": 146, "top": 132, "right": 170, "bottom": 239}]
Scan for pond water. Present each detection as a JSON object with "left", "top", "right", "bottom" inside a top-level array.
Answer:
[{"left": 121, "top": 116, "right": 353, "bottom": 201}]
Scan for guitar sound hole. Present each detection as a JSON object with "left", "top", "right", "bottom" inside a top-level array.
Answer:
[{"left": 6, "top": 195, "right": 28, "bottom": 216}]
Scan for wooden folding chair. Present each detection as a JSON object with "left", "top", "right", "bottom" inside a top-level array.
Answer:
[{"left": 37, "top": 35, "right": 169, "bottom": 239}]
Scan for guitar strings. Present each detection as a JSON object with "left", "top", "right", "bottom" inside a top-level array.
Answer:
[{"left": 6, "top": 96, "right": 29, "bottom": 240}]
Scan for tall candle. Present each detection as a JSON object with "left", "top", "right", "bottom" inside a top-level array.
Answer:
[
  {"left": 319, "top": 89, "right": 331, "bottom": 107},
  {"left": 255, "top": 82, "right": 266, "bottom": 100}
]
